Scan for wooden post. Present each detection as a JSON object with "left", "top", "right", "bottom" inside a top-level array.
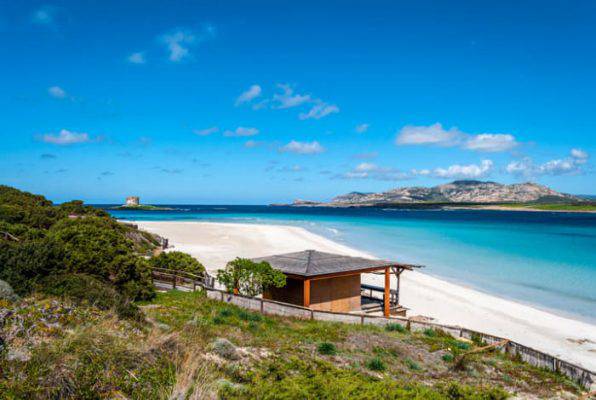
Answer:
[
  {"left": 384, "top": 267, "right": 390, "bottom": 317},
  {"left": 173, "top": 272, "right": 177, "bottom": 289},
  {"left": 396, "top": 270, "right": 402, "bottom": 305},
  {"left": 303, "top": 279, "right": 311, "bottom": 308}
]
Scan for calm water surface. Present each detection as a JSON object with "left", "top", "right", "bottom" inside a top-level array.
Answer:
[{"left": 105, "top": 206, "right": 596, "bottom": 323}]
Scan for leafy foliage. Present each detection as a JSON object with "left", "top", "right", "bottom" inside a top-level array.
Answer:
[
  {"left": 216, "top": 257, "right": 286, "bottom": 296},
  {"left": 317, "top": 342, "right": 337, "bottom": 356},
  {"left": 0, "top": 185, "right": 156, "bottom": 304},
  {"left": 149, "top": 251, "right": 206, "bottom": 276}
]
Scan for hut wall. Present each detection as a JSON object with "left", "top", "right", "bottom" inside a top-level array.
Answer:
[
  {"left": 310, "top": 274, "right": 361, "bottom": 313},
  {"left": 263, "top": 277, "right": 303, "bottom": 306}
]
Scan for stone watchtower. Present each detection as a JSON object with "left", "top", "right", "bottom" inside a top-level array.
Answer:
[{"left": 125, "top": 196, "right": 140, "bottom": 206}]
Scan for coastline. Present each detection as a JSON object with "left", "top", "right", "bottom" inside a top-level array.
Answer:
[
  {"left": 284, "top": 204, "right": 596, "bottom": 213},
  {"left": 134, "top": 220, "right": 596, "bottom": 371}
]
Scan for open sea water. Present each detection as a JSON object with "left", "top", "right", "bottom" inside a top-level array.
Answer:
[{"left": 106, "top": 205, "right": 596, "bottom": 323}]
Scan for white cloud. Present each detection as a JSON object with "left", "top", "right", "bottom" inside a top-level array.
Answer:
[
  {"left": 48, "top": 86, "right": 67, "bottom": 99},
  {"left": 160, "top": 29, "right": 196, "bottom": 62},
  {"left": 272, "top": 84, "right": 311, "bottom": 109},
  {"left": 40, "top": 129, "right": 91, "bottom": 145},
  {"left": 425, "top": 160, "right": 494, "bottom": 179},
  {"left": 396, "top": 123, "right": 464, "bottom": 146},
  {"left": 193, "top": 127, "right": 219, "bottom": 136},
  {"left": 355, "top": 123, "right": 369, "bottom": 133},
  {"left": 280, "top": 140, "right": 325, "bottom": 154},
  {"left": 32, "top": 7, "right": 54, "bottom": 25},
  {"left": 299, "top": 101, "right": 339, "bottom": 120},
  {"left": 244, "top": 140, "right": 262, "bottom": 148},
  {"left": 223, "top": 127, "right": 259, "bottom": 137},
  {"left": 235, "top": 85, "right": 262, "bottom": 105},
  {"left": 571, "top": 148, "right": 588, "bottom": 162},
  {"left": 505, "top": 158, "right": 532, "bottom": 176},
  {"left": 127, "top": 52, "right": 146, "bottom": 64},
  {"left": 464, "top": 134, "right": 518, "bottom": 152},
  {"left": 340, "top": 163, "right": 409, "bottom": 181},
  {"left": 396, "top": 123, "right": 518, "bottom": 153},
  {"left": 506, "top": 149, "right": 589, "bottom": 177},
  {"left": 538, "top": 159, "right": 577, "bottom": 175}
]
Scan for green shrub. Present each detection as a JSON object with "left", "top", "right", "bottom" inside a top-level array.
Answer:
[
  {"left": 405, "top": 358, "right": 422, "bottom": 371},
  {"left": 317, "top": 342, "right": 337, "bottom": 356},
  {"left": 423, "top": 328, "right": 437, "bottom": 337},
  {"left": 216, "top": 258, "right": 286, "bottom": 296},
  {"left": 237, "top": 309, "right": 262, "bottom": 322},
  {"left": 440, "top": 381, "right": 508, "bottom": 400},
  {"left": 149, "top": 251, "right": 205, "bottom": 276},
  {"left": 454, "top": 340, "right": 471, "bottom": 351},
  {"left": 385, "top": 322, "right": 406, "bottom": 333},
  {"left": 442, "top": 353, "right": 454, "bottom": 362},
  {"left": 471, "top": 333, "right": 486, "bottom": 347},
  {"left": 210, "top": 338, "right": 240, "bottom": 360},
  {"left": 218, "top": 308, "right": 233, "bottom": 318},
  {"left": 365, "top": 356, "right": 386, "bottom": 371},
  {"left": 39, "top": 274, "right": 143, "bottom": 321}
]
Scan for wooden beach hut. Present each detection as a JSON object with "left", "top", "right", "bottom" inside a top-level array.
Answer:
[{"left": 252, "top": 250, "right": 421, "bottom": 317}]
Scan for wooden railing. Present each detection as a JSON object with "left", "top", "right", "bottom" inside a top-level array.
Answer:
[
  {"left": 150, "top": 267, "right": 215, "bottom": 290},
  {"left": 361, "top": 283, "right": 398, "bottom": 305}
]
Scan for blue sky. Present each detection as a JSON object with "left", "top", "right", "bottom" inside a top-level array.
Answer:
[{"left": 1, "top": 1, "right": 595, "bottom": 203}]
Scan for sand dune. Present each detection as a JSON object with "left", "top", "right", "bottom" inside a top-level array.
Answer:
[{"left": 135, "top": 220, "right": 596, "bottom": 371}]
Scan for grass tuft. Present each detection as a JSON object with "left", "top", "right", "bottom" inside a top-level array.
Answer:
[
  {"left": 385, "top": 322, "right": 406, "bottom": 333},
  {"left": 365, "top": 356, "right": 386, "bottom": 372},
  {"left": 317, "top": 342, "right": 337, "bottom": 356}
]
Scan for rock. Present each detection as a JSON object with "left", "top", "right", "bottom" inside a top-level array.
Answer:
[
  {"left": 155, "top": 322, "right": 171, "bottom": 332},
  {"left": 210, "top": 338, "right": 240, "bottom": 360},
  {"left": 0, "top": 280, "right": 19, "bottom": 302},
  {"left": 6, "top": 348, "right": 31, "bottom": 362}
]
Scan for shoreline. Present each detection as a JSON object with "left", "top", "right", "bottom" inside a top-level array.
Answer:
[{"left": 134, "top": 220, "right": 596, "bottom": 371}]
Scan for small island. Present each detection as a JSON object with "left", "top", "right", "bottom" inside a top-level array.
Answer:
[{"left": 111, "top": 196, "right": 174, "bottom": 211}]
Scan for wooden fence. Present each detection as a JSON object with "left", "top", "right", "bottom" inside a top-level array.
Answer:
[{"left": 150, "top": 268, "right": 595, "bottom": 390}]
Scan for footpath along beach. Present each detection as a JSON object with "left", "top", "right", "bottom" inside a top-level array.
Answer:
[{"left": 134, "top": 220, "right": 596, "bottom": 371}]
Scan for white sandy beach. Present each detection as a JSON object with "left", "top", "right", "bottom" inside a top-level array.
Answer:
[{"left": 135, "top": 220, "right": 596, "bottom": 371}]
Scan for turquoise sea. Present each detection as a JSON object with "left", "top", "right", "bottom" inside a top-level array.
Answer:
[{"left": 106, "top": 206, "right": 596, "bottom": 323}]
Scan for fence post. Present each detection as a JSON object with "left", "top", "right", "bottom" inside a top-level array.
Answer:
[
  {"left": 260, "top": 298, "right": 264, "bottom": 313},
  {"left": 172, "top": 272, "right": 177, "bottom": 289}
]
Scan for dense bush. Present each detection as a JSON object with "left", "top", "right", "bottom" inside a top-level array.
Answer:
[
  {"left": 0, "top": 185, "right": 156, "bottom": 308},
  {"left": 317, "top": 342, "right": 337, "bottom": 356},
  {"left": 149, "top": 251, "right": 205, "bottom": 276}
]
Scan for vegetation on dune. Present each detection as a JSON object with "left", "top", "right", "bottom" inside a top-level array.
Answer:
[
  {"left": 217, "top": 257, "right": 286, "bottom": 296},
  {"left": 2, "top": 290, "right": 582, "bottom": 399},
  {"left": 149, "top": 250, "right": 206, "bottom": 276},
  {"left": 0, "top": 185, "right": 160, "bottom": 311}
]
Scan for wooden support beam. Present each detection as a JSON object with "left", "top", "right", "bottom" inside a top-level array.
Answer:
[
  {"left": 303, "top": 279, "right": 311, "bottom": 307},
  {"left": 384, "top": 267, "right": 390, "bottom": 317}
]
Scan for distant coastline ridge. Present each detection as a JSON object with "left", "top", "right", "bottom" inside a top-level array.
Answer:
[{"left": 282, "top": 180, "right": 596, "bottom": 212}]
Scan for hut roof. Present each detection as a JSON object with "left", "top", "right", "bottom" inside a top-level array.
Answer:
[{"left": 251, "top": 250, "right": 421, "bottom": 278}]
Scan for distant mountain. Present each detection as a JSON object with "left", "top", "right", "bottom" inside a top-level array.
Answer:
[{"left": 294, "top": 181, "right": 583, "bottom": 207}]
